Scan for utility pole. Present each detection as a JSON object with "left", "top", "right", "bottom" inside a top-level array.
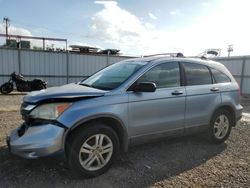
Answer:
[
  {"left": 227, "top": 44, "right": 233, "bottom": 57},
  {"left": 3, "top": 17, "right": 10, "bottom": 44}
]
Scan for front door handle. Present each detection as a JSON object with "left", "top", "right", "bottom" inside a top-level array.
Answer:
[
  {"left": 211, "top": 87, "right": 219, "bottom": 92},
  {"left": 172, "top": 90, "right": 184, "bottom": 96}
]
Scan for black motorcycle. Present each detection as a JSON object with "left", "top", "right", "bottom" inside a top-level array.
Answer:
[{"left": 0, "top": 72, "right": 47, "bottom": 94}]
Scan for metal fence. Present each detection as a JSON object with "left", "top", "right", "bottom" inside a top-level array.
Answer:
[
  {"left": 214, "top": 56, "right": 250, "bottom": 95},
  {"left": 0, "top": 48, "right": 250, "bottom": 94},
  {"left": 0, "top": 48, "right": 131, "bottom": 86}
]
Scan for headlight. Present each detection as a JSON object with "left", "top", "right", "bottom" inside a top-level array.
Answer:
[{"left": 30, "top": 103, "right": 71, "bottom": 120}]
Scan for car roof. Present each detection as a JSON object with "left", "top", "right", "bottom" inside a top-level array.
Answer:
[
  {"left": 125, "top": 55, "right": 221, "bottom": 67},
  {"left": 123, "top": 55, "right": 233, "bottom": 79}
]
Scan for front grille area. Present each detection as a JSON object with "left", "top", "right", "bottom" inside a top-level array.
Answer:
[
  {"left": 17, "top": 123, "right": 28, "bottom": 137},
  {"left": 19, "top": 103, "right": 33, "bottom": 136}
]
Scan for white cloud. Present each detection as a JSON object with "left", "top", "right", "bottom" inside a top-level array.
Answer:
[
  {"left": 0, "top": 24, "right": 66, "bottom": 49},
  {"left": 148, "top": 12, "right": 158, "bottom": 20},
  {"left": 94, "top": 0, "right": 117, "bottom": 6},
  {"left": 90, "top": 1, "right": 196, "bottom": 55},
  {"left": 90, "top": 0, "right": 250, "bottom": 56},
  {"left": 144, "top": 22, "right": 155, "bottom": 29},
  {"left": 201, "top": 2, "right": 210, "bottom": 8},
  {"left": 90, "top": 1, "right": 160, "bottom": 55},
  {"left": 97, "top": 1, "right": 196, "bottom": 56},
  {"left": 0, "top": 24, "right": 32, "bottom": 36},
  {"left": 169, "top": 9, "right": 182, "bottom": 16},
  {"left": 0, "top": 24, "right": 34, "bottom": 46},
  {"left": 180, "top": 0, "right": 250, "bottom": 56}
]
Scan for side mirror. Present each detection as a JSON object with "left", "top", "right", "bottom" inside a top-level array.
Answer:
[{"left": 132, "top": 82, "right": 156, "bottom": 92}]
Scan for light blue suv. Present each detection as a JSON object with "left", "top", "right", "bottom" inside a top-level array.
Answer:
[{"left": 7, "top": 55, "right": 243, "bottom": 177}]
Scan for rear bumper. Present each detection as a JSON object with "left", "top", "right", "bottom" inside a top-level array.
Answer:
[
  {"left": 235, "top": 104, "right": 243, "bottom": 123},
  {"left": 236, "top": 115, "right": 242, "bottom": 122},
  {"left": 7, "top": 123, "right": 65, "bottom": 159}
]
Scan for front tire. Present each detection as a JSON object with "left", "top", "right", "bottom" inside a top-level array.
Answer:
[
  {"left": 0, "top": 83, "right": 13, "bottom": 94},
  {"left": 67, "top": 124, "right": 120, "bottom": 177},
  {"left": 207, "top": 109, "right": 233, "bottom": 144}
]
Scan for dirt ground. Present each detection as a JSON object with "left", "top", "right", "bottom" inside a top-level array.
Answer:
[{"left": 0, "top": 93, "right": 249, "bottom": 188}]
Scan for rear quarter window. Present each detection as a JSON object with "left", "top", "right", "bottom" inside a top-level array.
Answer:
[{"left": 211, "top": 68, "right": 231, "bottom": 83}]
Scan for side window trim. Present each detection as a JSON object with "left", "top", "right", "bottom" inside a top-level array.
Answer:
[
  {"left": 208, "top": 66, "right": 215, "bottom": 84},
  {"left": 179, "top": 62, "right": 187, "bottom": 86},
  {"left": 180, "top": 62, "right": 187, "bottom": 86}
]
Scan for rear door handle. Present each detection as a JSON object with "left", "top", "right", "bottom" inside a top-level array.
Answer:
[
  {"left": 211, "top": 87, "right": 219, "bottom": 92},
  {"left": 172, "top": 90, "right": 184, "bottom": 96}
]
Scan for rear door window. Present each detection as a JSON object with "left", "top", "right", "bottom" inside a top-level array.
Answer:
[{"left": 183, "top": 63, "right": 212, "bottom": 86}]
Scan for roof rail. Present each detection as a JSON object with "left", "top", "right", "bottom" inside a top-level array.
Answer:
[
  {"left": 188, "top": 55, "right": 208, "bottom": 60},
  {"left": 143, "top": 52, "right": 185, "bottom": 58}
]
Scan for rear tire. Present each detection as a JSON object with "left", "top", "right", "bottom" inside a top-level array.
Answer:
[
  {"left": 207, "top": 109, "right": 232, "bottom": 144},
  {"left": 66, "top": 123, "right": 120, "bottom": 177}
]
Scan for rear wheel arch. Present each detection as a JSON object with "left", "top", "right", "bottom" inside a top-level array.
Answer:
[
  {"left": 64, "top": 116, "right": 129, "bottom": 154},
  {"left": 207, "top": 107, "right": 233, "bottom": 143},
  {"left": 212, "top": 105, "right": 236, "bottom": 126}
]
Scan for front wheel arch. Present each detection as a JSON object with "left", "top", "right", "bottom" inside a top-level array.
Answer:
[
  {"left": 64, "top": 116, "right": 129, "bottom": 156},
  {"left": 66, "top": 123, "right": 120, "bottom": 177}
]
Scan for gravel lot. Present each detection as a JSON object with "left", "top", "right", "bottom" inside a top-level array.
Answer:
[{"left": 0, "top": 93, "right": 249, "bottom": 188}]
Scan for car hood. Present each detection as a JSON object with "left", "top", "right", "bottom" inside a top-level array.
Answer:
[{"left": 23, "top": 83, "right": 107, "bottom": 104}]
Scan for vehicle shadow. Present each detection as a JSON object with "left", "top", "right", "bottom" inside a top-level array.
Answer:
[{"left": 0, "top": 134, "right": 227, "bottom": 188}]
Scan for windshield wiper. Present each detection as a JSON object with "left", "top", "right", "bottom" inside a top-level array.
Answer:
[
  {"left": 79, "top": 83, "right": 93, "bottom": 88},
  {"left": 91, "top": 85, "right": 113, "bottom": 91}
]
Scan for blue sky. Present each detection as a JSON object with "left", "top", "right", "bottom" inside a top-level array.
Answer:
[{"left": 0, "top": 0, "right": 249, "bottom": 56}]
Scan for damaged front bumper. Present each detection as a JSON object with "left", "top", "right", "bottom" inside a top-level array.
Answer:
[{"left": 7, "top": 123, "right": 65, "bottom": 159}]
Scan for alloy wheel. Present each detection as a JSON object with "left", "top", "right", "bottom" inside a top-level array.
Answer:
[
  {"left": 79, "top": 134, "right": 113, "bottom": 171},
  {"left": 213, "top": 115, "right": 229, "bottom": 139}
]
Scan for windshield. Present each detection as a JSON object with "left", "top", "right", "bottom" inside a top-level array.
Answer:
[{"left": 80, "top": 61, "right": 146, "bottom": 90}]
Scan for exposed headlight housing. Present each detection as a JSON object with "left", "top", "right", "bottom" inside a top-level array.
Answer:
[
  {"left": 23, "top": 104, "right": 36, "bottom": 111},
  {"left": 30, "top": 103, "right": 71, "bottom": 120}
]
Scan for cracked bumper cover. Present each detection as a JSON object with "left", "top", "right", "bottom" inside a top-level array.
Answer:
[{"left": 7, "top": 124, "right": 65, "bottom": 159}]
